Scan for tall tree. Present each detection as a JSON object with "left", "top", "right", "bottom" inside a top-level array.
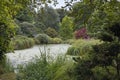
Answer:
[
  {"left": 35, "top": 5, "right": 60, "bottom": 31},
  {"left": 0, "top": 0, "right": 30, "bottom": 60},
  {"left": 70, "top": 2, "right": 94, "bottom": 30},
  {"left": 56, "top": 9, "right": 68, "bottom": 22},
  {"left": 15, "top": 8, "right": 34, "bottom": 23},
  {"left": 60, "top": 16, "right": 73, "bottom": 40}
]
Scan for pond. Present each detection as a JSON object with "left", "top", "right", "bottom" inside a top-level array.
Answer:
[{"left": 6, "top": 44, "right": 71, "bottom": 71}]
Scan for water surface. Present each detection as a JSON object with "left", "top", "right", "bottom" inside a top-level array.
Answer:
[{"left": 6, "top": 44, "right": 70, "bottom": 69}]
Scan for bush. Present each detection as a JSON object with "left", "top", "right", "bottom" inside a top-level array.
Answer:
[
  {"left": 45, "top": 27, "right": 58, "bottom": 38},
  {"left": 11, "top": 35, "right": 35, "bottom": 50},
  {"left": 66, "top": 39, "right": 101, "bottom": 57},
  {"left": 92, "top": 66, "right": 117, "bottom": 80},
  {"left": 35, "top": 34, "right": 51, "bottom": 44},
  {"left": 74, "top": 28, "right": 89, "bottom": 39},
  {"left": 49, "top": 38, "right": 62, "bottom": 44},
  {"left": 63, "top": 39, "right": 75, "bottom": 44},
  {"left": 18, "top": 22, "right": 39, "bottom": 37}
]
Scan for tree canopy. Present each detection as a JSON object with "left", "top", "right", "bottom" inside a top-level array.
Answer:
[{"left": 0, "top": 0, "right": 30, "bottom": 59}]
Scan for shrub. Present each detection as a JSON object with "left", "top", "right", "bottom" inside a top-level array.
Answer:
[
  {"left": 45, "top": 27, "right": 58, "bottom": 38},
  {"left": 49, "top": 38, "right": 62, "bottom": 44},
  {"left": 63, "top": 39, "right": 75, "bottom": 44},
  {"left": 19, "top": 22, "right": 38, "bottom": 37},
  {"left": 11, "top": 35, "right": 35, "bottom": 50},
  {"left": 74, "top": 28, "right": 89, "bottom": 39},
  {"left": 92, "top": 66, "right": 117, "bottom": 80},
  {"left": 35, "top": 34, "right": 51, "bottom": 44},
  {"left": 66, "top": 39, "right": 101, "bottom": 57}
]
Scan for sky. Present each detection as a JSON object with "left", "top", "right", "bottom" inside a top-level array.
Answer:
[
  {"left": 35, "top": 0, "right": 120, "bottom": 12},
  {"left": 49, "top": 0, "right": 79, "bottom": 8},
  {"left": 52, "top": 0, "right": 120, "bottom": 8}
]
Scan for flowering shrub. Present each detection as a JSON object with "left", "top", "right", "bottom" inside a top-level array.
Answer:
[{"left": 75, "top": 28, "right": 89, "bottom": 39}]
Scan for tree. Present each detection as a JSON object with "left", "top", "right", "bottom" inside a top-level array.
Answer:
[
  {"left": 0, "top": 0, "right": 30, "bottom": 60},
  {"left": 92, "top": 23, "right": 120, "bottom": 79},
  {"left": 70, "top": 2, "right": 94, "bottom": 30},
  {"left": 35, "top": 5, "right": 60, "bottom": 31},
  {"left": 19, "top": 22, "right": 38, "bottom": 37},
  {"left": 87, "top": 0, "right": 120, "bottom": 37},
  {"left": 15, "top": 8, "right": 34, "bottom": 23},
  {"left": 67, "top": 0, "right": 120, "bottom": 79},
  {"left": 60, "top": 16, "right": 73, "bottom": 40},
  {"left": 56, "top": 9, "right": 68, "bottom": 22}
]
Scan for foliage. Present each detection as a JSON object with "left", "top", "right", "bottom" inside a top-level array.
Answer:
[
  {"left": 74, "top": 28, "right": 89, "bottom": 39},
  {"left": 68, "top": 1, "right": 120, "bottom": 79},
  {"left": 0, "top": 22, "right": 15, "bottom": 59},
  {"left": 35, "top": 5, "right": 60, "bottom": 31},
  {"left": 70, "top": 2, "right": 94, "bottom": 30},
  {"left": 56, "top": 9, "right": 68, "bottom": 22},
  {"left": 92, "top": 66, "right": 117, "bottom": 80},
  {"left": 60, "top": 16, "right": 73, "bottom": 40},
  {"left": 15, "top": 8, "right": 34, "bottom": 23},
  {"left": 18, "top": 22, "right": 38, "bottom": 37},
  {"left": 66, "top": 39, "right": 102, "bottom": 80},
  {"left": 72, "top": 60, "right": 94, "bottom": 80},
  {"left": 0, "top": 0, "right": 30, "bottom": 60},
  {"left": 67, "top": 39, "right": 101, "bottom": 56},
  {"left": 35, "top": 34, "right": 51, "bottom": 44},
  {"left": 17, "top": 54, "right": 74, "bottom": 80},
  {"left": 63, "top": 39, "right": 75, "bottom": 44},
  {"left": 35, "top": 34, "right": 62, "bottom": 44},
  {"left": 86, "top": 1, "right": 120, "bottom": 37},
  {"left": 49, "top": 38, "right": 62, "bottom": 44},
  {"left": 10, "top": 35, "right": 35, "bottom": 50},
  {"left": 91, "top": 23, "right": 120, "bottom": 79},
  {"left": 67, "top": 25, "right": 120, "bottom": 80},
  {"left": 45, "top": 27, "right": 58, "bottom": 38}
]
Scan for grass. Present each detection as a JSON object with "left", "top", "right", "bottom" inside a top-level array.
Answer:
[
  {"left": 10, "top": 35, "right": 63, "bottom": 50},
  {"left": 16, "top": 53, "right": 75, "bottom": 80},
  {"left": 67, "top": 39, "right": 101, "bottom": 56},
  {"left": 10, "top": 35, "right": 35, "bottom": 50}
]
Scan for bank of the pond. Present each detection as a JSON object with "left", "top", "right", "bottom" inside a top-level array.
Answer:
[{"left": 10, "top": 35, "right": 64, "bottom": 50}]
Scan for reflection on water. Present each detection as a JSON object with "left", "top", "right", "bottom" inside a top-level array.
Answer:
[{"left": 6, "top": 44, "right": 70, "bottom": 69}]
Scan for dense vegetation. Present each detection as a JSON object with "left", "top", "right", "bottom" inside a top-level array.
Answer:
[{"left": 1, "top": 0, "right": 120, "bottom": 80}]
